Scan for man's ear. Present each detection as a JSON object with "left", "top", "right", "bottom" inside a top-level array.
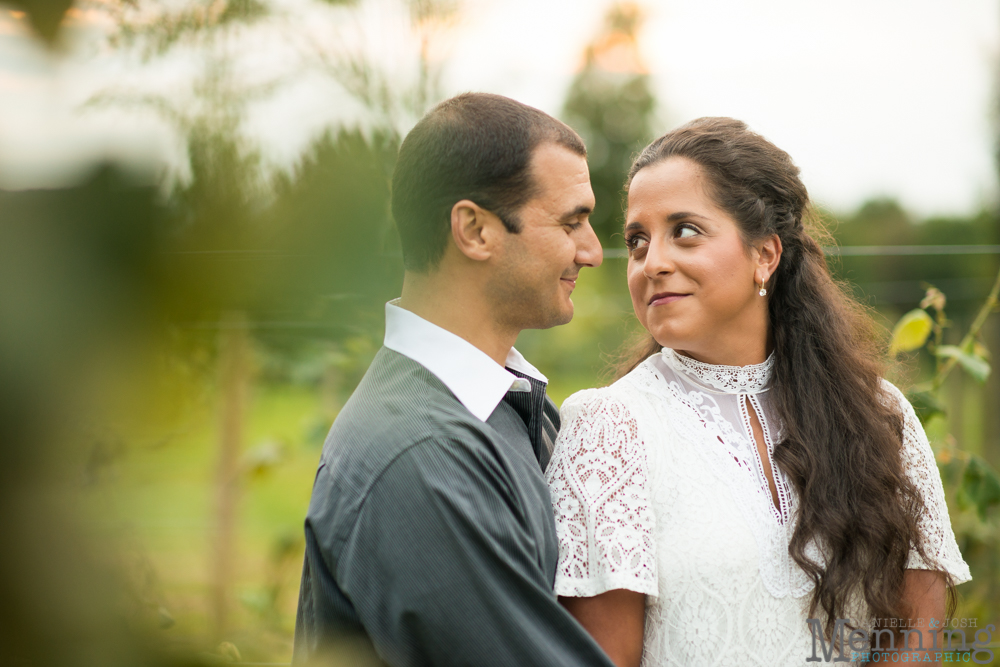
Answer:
[
  {"left": 754, "top": 234, "right": 782, "bottom": 287},
  {"left": 450, "top": 199, "right": 503, "bottom": 262}
]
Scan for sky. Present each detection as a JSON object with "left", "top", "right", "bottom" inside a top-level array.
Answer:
[{"left": 0, "top": 0, "right": 998, "bottom": 217}]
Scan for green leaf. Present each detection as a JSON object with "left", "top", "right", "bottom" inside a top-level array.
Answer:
[
  {"left": 937, "top": 454, "right": 965, "bottom": 488},
  {"left": 905, "top": 388, "right": 947, "bottom": 426},
  {"left": 935, "top": 345, "right": 991, "bottom": 383},
  {"left": 889, "top": 309, "right": 934, "bottom": 355},
  {"left": 956, "top": 455, "right": 1000, "bottom": 521},
  {"left": 242, "top": 439, "right": 284, "bottom": 477}
]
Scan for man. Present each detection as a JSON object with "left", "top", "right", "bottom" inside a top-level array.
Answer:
[{"left": 293, "top": 92, "right": 614, "bottom": 666}]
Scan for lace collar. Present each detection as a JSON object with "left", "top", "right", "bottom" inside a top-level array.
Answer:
[{"left": 660, "top": 348, "right": 774, "bottom": 394}]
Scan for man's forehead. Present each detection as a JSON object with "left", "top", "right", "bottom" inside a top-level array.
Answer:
[
  {"left": 528, "top": 140, "right": 588, "bottom": 168},
  {"left": 526, "top": 142, "right": 593, "bottom": 202}
]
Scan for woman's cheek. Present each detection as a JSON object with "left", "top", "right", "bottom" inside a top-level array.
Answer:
[{"left": 627, "top": 267, "right": 648, "bottom": 329}]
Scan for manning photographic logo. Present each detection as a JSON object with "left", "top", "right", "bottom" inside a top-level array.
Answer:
[{"left": 805, "top": 617, "right": 995, "bottom": 664}]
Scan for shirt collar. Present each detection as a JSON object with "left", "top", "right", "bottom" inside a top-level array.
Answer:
[
  {"left": 660, "top": 347, "right": 773, "bottom": 394},
  {"left": 383, "top": 299, "right": 548, "bottom": 422}
]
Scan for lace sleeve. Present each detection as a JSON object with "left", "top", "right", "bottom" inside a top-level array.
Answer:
[
  {"left": 882, "top": 381, "right": 972, "bottom": 584},
  {"left": 544, "top": 389, "right": 657, "bottom": 598}
]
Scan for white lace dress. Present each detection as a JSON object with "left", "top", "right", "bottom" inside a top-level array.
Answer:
[{"left": 545, "top": 349, "right": 971, "bottom": 666}]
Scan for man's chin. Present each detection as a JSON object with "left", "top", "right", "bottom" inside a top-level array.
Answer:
[{"left": 539, "top": 302, "right": 574, "bottom": 329}]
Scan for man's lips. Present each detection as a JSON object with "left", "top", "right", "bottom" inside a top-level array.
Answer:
[
  {"left": 649, "top": 292, "right": 689, "bottom": 306},
  {"left": 560, "top": 275, "right": 578, "bottom": 288}
]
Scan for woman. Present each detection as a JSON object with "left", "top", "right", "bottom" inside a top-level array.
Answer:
[{"left": 545, "top": 118, "right": 971, "bottom": 666}]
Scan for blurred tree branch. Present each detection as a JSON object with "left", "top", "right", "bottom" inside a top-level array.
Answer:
[
  {"left": 5, "top": 0, "right": 74, "bottom": 44},
  {"left": 106, "top": 0, "right": 271, "bottom": 59}
]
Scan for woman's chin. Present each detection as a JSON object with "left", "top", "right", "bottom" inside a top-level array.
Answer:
[{"left": 646, "top": 328, "right": 690, "bottom": 352}]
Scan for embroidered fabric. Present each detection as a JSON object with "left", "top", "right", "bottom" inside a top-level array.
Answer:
[{"left": 546, "top": 350, "right": 971, "bottom": 666}]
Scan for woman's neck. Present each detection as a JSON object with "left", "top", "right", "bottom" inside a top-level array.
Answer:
[{"left": 676, "top": 331, "right": 773, "bottom": 367}]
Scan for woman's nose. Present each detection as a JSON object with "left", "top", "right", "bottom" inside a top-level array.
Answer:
[{"left": 642, "top": 237, "right": 674, "bottom": 278}]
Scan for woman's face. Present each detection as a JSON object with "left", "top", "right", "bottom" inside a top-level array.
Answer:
[{"left": 625, "top": 156, "right": 775, "bottom": 364}]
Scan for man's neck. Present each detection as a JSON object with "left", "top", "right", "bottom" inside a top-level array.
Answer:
[{"left": 398, "top": 271, "right": 518, "bottom": 367}]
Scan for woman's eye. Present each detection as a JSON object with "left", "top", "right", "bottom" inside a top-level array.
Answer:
[
  {"left": 626, "top": 236, "right": 649, "bottom": 252},
  {"left": 677, "top": 225, "right": 699, "bottom": 239}
]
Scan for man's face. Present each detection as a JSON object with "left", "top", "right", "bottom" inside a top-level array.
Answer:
[{"left": 487, "top": 142, "right": 602, "bottom": 331}]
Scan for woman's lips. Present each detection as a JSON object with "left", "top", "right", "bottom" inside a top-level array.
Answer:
[{"left": 649, "top": 292, "right": 689, "bottom": 306}]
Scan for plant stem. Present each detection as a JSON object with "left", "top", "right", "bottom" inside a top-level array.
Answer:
[
  {"left": 933, "top": 305, "right": 946, "bottom": 375},
  {"left": 932, "top": 263, "right": 1000, "bottom": 390}
]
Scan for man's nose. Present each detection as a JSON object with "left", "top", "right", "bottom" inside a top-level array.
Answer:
[
  {"left": 576, "top": 221, "right": 604, "bottom": 268},
  {"left": 643, "top": 236, "right": 675, "bottom": 278}
]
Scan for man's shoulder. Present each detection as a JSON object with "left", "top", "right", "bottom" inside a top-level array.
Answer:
[
  {"left": 313, "top": 348, "right": 495, "bottom": 495},
  {"left": 329, "top": 346, "right": 484, "bottom": 448},
  {"left": 305, "top": 347, "right": 505, "bottom": 549}
]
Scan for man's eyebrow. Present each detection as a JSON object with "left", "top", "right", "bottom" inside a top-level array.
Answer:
[{"left": 559, "top": 205, "right": 592, "bottom": 222}]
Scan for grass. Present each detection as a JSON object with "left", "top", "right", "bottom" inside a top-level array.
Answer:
[{"left": 81, "top": 382, "right": 326, "bottom": 663}]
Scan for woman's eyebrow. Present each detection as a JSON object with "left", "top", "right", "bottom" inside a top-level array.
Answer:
[
  {"left": 625, "top": 211, "right": 709, "bottom": 232},
  {"left": 667, "top": 211, "right": 709, "bottom": 222},
  {"left": 624, "top": 221, "right": 644, "bottom": 234}
]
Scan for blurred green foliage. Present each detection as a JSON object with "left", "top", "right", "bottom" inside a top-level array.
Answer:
[
  {"left": 562, "top": 3, "right": 655, "bottom": 246},
  {"left": 5, "top": 0, "right": 74, "bottom": 43},
  {"left": 829, "top": 200, "right": 1000, "bottom": 309},
  {"left": 0, "top": 167, "right": 189, "bottom": 667},
  {"left": 885, "top": 266, "right": 1000, "bottom": 627},
  {"left": 3, "top": 0, "right": 1000, "bottom": 665}
]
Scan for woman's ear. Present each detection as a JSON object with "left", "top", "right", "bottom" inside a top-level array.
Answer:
[
  {"left": 449, "top": 199, "right": 503, "bottom": 262},
  {"left": 754, "top": 234, "right": 782, "bottom": 287}
]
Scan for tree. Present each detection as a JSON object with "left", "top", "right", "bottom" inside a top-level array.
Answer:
[{"left": 562, "top": 2, "right": 657, "bottom": 246}]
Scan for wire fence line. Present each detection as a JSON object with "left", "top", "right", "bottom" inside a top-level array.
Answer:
[
  {"left": 601, "top": 245, "right": 1000, "bottom": 259},
  {"left": 164, "top": 245, "right": 1000, "bottom": 260},
  {"left": 827, "top": 245, "right": 1000, "bottom": 257}
]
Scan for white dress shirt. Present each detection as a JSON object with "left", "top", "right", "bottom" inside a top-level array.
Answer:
[{"left": 383, "top": 299, "right": 547, "bottom": 422}]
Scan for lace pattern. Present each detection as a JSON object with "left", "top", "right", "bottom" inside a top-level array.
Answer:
[
  {"left": 545, "top": 390, "right": 658, "bottom": 597},
  {"left": 546, "top": 351, "right": 971, "bottom": 666},
  {"left": 643, "top": 361, "right": 815, "bottom": 599},
  {"left": 661, "top": 347, "right": 774, "bottom": 394},
  {"left": 881, "top": 381, "right": 971, "bottom": 582}
]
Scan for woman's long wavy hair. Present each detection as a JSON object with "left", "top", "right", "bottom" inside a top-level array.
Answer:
[{"left": 617, "top": 117, "right": 953, "bottom": 633}]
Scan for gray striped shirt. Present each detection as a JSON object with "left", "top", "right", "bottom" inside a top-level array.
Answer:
[{"left": 293, "top": 347, "right": 614, "bottom": 666}]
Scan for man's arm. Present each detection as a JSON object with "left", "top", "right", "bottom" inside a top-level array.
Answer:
[{"left": 336, "top": 435, "right": 617, "bottom": 667}]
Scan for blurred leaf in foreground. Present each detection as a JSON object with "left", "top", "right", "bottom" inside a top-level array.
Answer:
[
  {"left": 905, "top": 387, "right": 947, "bottom": 426},
  {"left": 956, "top": 455, "right": 1000, "bottom": 521},
  {"left": 0, "top": 165, "right": 176, "bottom": 666},
  {"left": 935, "top": 345, "right": 991, "bottom": 383},
  {"left": 889, "top": 308, "right": 934, "bottom": 355},
  {"left": 6, "top": 0, "right": 74, "bottom": 44}
]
